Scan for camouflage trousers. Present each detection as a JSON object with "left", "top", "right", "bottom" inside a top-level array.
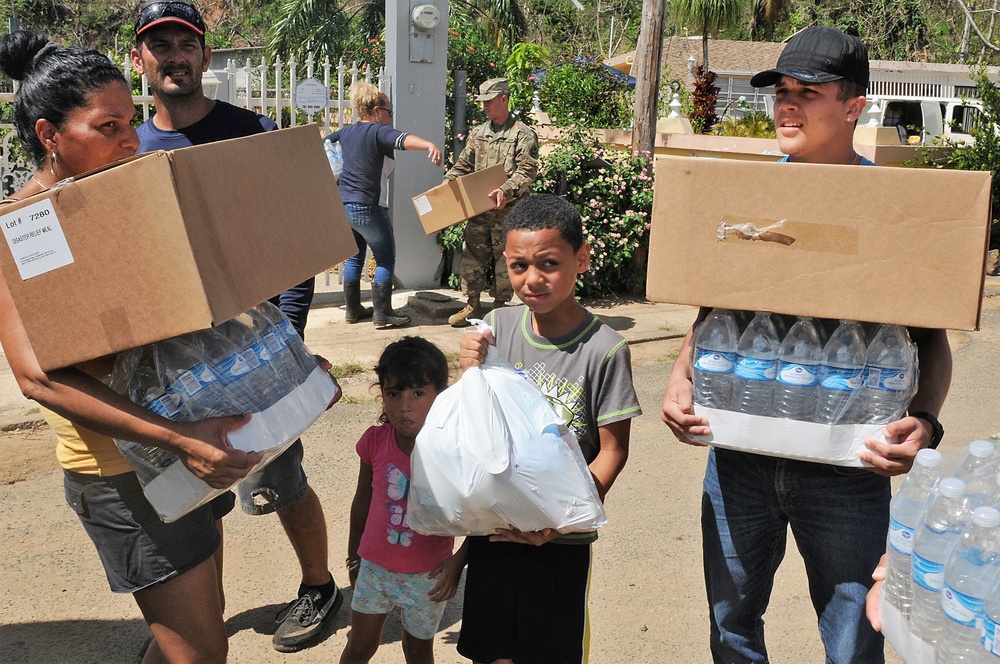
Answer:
[{"left": 459, "top": 207, "right": 512, "bottom": 302}]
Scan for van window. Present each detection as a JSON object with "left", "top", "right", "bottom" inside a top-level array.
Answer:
[
  {"left": 883, "top": 101, "right": 924, "bottom": 139},
  {"left": 951, "top": 105, "right": 985, "bottom": 135}
]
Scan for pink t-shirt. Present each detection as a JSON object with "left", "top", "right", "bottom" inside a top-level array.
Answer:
[{"left": 357, "top": 424, "right": 455, "bottom": 573}]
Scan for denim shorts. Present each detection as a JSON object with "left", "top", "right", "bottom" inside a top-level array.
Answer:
[
  {"left": 236, "top": 439, "right": 309, "bottom": 515},
  {"left": 64, "top": 469, "right": 221, "bottom": 594},
  {"left": 352, "top": 559, "right": 448, "bottom": 640}
]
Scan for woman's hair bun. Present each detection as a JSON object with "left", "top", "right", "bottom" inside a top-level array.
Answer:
[{"left": 0, "top": 30, "right": 53, "bottom": 82}]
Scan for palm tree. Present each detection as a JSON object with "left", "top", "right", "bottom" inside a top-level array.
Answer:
[
  {"left": 750, "top": 0, "right": 786, "bottom": 41},
  {"left": 672, "top": 0, "right": 747, "bottom": 69}
]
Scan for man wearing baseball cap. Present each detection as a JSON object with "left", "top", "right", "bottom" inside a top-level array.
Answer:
[
  {"left": 443, "top": 77, "right": 539, "bottom": 327},
  {"left": 130, "top": 1, "right": 345, "bottom": 654},
  {"left": 661, "top": 25, "right": 952, "bottom": 663}
]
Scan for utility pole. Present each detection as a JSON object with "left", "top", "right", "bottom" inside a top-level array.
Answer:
[{"left": 631, "top": 0, "right": 666, "bottom": 157}]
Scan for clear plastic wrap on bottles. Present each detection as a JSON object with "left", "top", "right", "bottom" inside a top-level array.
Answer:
[{"left": 108, "top": 304, "right": 338, "bottom": 522}]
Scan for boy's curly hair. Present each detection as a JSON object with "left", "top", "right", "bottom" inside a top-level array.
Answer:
[{"left": 504, "top": 193, "right": 584, "bottom": 252}]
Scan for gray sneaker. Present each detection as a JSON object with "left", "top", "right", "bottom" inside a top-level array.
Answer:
[{"left": 272, "top": 585, "right": 343, "bottom": 652}]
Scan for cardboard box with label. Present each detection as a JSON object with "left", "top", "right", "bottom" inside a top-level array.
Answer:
[
  {"left": 647, "top": 157, "right": 991, "bottom": 330},
  {"left": 0, "top": 125, "right": 356, "bottom": 371},
  {"left": 412, "top": 164, "right": 508, "bottom": 234},
  {"left": 647, "top": 157, "right": 992, "bottom": 464}
]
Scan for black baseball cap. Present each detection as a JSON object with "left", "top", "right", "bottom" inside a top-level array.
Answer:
[
  {"left": 135, "top": 0, "right": 206, "bottom": 37},
  {"left": 750, "top": 26, "right": 869, "bottom": 90}
]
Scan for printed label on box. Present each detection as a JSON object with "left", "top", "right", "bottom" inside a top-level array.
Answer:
[
  {"left": 414, "top": 195, "right": 432, "bottom": 216},
  {"left": 0, "top": 199, "right": 74, "bottom": 280}
]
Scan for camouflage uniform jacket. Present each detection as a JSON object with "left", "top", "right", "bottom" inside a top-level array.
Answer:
[{"left": 444, "top": 115, "right": 539, "bottom": 200}]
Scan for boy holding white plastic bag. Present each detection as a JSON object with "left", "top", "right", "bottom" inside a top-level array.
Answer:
[{"left": 455, "top": 193, "right": 641, "bottom": 664}]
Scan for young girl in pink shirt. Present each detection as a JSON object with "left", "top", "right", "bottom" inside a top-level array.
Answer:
[{"left": 340, "top": 337, "right": 466, "bottom": 664}]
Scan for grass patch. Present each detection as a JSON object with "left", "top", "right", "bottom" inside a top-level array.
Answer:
[
  {"left": 661, "top": 349, "right": 679, "bottom": 362},
  {"left": 329, "top": 360, "right": 367, "bottom": 379}
]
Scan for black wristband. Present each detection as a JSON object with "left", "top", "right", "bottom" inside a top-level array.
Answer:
[{"left": 910, "top": 410, "right": 944, "bottom": 449}]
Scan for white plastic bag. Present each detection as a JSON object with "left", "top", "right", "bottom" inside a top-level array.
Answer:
[{"left": 405, "top": 329, "right": 607, "bottom": 536}]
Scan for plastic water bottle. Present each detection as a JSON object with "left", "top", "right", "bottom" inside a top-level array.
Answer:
[
  {"left": 957, "top": 441, "right": 1000, "bottom": 510},
  {"left": 248, "top": 304, "right": 296, "bottom": 387},
  {"left": 980, "top": 576, "right": 1000, "bottom": 660},
  {"left": 910, "top": 478, "right": 971, "bottom": 645},
  {"left": 154, "top": 335, "right": 228, "bottom": 420},
  {"left": 691, "top": 309, "right": 738, "bottom": 410},
  {"left": 815, "top": 320, "right": 867, "bottom": 424},
  {"left": 274, "top": 314, "right": 318, "bottom": 380},
  {"left": 772, "top": 316, "right": 822, "bottom": 421},
  {"left": 883, "top": 448, "right": 943, "bottom": 618},
  {"left": 199, "top": 319, "right": 269, "bottom": 413},
  {"left": 858, "top": 324, "right": 919, "bottom": 424},
  {"left": 938, "top": 506, "right": 1000, "bottom": 663},
  {"left": 732, "top": 312, "right": 779, "bottom": 416},
  {"left": 324, "top": 137, "right": 343, "bottom": 181}
]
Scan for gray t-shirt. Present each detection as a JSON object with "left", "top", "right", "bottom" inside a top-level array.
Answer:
[{"left": 485, "top": 305, "right": 642, "bottom": 464}]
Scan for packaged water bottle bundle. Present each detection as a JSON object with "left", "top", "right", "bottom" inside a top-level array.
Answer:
[
  {"left": 109, "top": 302, "right": 340, "bottom": 522},
  {"left": 877, "top": 439, "right": 1000, "bottom": 663},
  {"left": 689, "top": 309, "right": 919, "bottom": 465}
]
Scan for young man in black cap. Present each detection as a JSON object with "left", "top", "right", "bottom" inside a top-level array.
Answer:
[
  {"left": 661, "top": 25, "right": 952, "bottom": 663},
  {"left": 130, "top": 1, "right": 344, "bottom": 653}
]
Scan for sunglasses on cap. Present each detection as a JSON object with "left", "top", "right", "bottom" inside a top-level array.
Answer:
[{"left": 135, "top": 0, "right": 206, "bottom": 37}]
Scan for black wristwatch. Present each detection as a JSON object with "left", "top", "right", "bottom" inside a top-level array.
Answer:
[{"left": 910, "top": 411, "right": 944, "bottom": 449}]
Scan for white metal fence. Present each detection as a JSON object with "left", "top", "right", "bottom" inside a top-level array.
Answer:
[{"left": 0, "top": 53, "right": 384, "bottom": 197}]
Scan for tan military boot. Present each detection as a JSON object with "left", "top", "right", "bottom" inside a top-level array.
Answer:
[{"left": 448, "top": 296, "right": 481, "bottom": 327}]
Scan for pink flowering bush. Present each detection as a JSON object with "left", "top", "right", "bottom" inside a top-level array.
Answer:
[{"left": 533, "top": 126, "right": 653, "bottom": 296}]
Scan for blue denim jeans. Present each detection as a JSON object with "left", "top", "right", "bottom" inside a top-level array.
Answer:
[
  {"left": 343, "top": 203, "right": 395, "bottom": 284},
  {"left": 702, "top": 447, "right": 890, "bottom": 664}
]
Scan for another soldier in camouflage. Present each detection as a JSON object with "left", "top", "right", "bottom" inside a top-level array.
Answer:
[{"left": 444, "top": 77, "right": 539, "bottom": 327}]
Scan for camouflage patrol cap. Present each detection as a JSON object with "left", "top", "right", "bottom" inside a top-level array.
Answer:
[{"left": 477, "top": 78, "right": 510, "bottom": 101}]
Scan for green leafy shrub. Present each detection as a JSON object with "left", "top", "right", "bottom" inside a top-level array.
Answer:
[
  {"left": 505, "top": 42, "right": 549, "bottom": 125},
  {"left": 445, "top": 23, "right": 505, "bottom": 164},
  {"left": 715, "top": 109, "right": 775, "bottom": 138},
  {"left": 436, "top": 221, "right": 467, "bottom": 289},
  {"left": 537, "top": 59, "right": 633, "bottom": 130},
  {"left": 533, "top": 126, "right": 653, "bottom": 296},
  {"left": 922, "top": 66, "right": 1000, "bottom": 249}
]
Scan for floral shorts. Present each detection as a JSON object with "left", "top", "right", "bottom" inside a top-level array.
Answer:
[{"left": 352, "top": 558, "right": 447, "bottom": 640}]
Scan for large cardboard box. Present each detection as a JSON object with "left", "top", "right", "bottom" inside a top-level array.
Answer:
[
  {"left": 646, "top": 157, "right": 992, "bottom": 331},
  {"left": 412, "top": 165, "right": 507, "bottom": 234},
  {"left": 0, "top": 125, "right": 355, "bottom": 370}
]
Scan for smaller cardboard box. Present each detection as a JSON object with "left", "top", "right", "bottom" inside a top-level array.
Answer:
[
  {"left": 646, "top": 157, "right": 992, "bottom": 331},
  {"left": 0, "top": 125, "right": 356, "bottom": 370},
  {"left": 412, "top": 165, "right": 507, "bottom": 234}
]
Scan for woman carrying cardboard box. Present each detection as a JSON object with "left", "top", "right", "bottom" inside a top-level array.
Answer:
[{"left": 0, "top": 30, "right": 262, "bottom": 664}]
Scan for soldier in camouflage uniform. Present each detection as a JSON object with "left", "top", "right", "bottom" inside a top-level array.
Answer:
[{"left": 444, "top": 77, "right": 539, "bottom": 327}]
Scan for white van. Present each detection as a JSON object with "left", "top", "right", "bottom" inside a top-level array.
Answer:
[{"left": 870, "top": 97, "right": 984, "bottom": 145}]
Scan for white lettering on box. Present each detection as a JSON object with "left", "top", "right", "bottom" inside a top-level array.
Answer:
[{"left": 0, "top": 199, "right": 74, "bottom": 280}]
